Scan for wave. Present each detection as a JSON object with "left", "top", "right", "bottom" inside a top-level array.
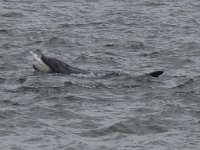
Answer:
[
  {"left": 72, "top": 54, "right": 104, "bottom": 63},
  {"left": 0, "top": 78, "right": 6, "bottom": 84},
  {"left": 0, "top": 29, "right": 11, "bottom": 35},
  {"left": 45, "top": 37, "right": 72, "bottom": 47},
  {"left": 171, "top": 78, "right": 196, "bottom": 92},
  {"left": 124, "top": 41, "right": 144, "bottom": 49},
  {"left": 0, "top": 100, "right": 20, "bottom": 107},
  {"left": 104, "top": 41, "right": 144, "bottom": 50},
  {"left": 64, "top": 81, "right": 110, "bottom": 89},
  {"left": 29, "top": 105, "right": 80, "bottom": 119},
  {"left": 59, "top": 21, "right": 105, "bottom": 29},
  {"left": 80, "top": 118, "right": 168, "bottom": 137},
  {"left": 1, "top": 12, "right": 24, "bottom": 18}
]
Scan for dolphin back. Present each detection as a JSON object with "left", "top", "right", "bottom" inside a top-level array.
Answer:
[{"left": 41, "top": 55, "right": 87, "bottom": 74}]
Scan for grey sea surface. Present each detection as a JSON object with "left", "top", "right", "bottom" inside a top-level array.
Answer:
[{"left": 1, "top": 0, "right": 200, "bottom": 149}]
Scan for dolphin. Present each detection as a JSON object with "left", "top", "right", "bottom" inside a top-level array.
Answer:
[
  {"left": 30, "top": 51, "right": 88, "bottom": 74},
  {"left": 30, "top": 51, "right": 163, "bottom": 77}
]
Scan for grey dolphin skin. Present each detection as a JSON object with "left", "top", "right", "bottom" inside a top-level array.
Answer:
[
  {"left": 30, "top": 51, "right": 163, "bottom": 77},
  {"left": 30, "top": 51, "right": 88, "bottom": 74},
  {"left": 41, "top": 55, "right": 88, "bottom": 74}
]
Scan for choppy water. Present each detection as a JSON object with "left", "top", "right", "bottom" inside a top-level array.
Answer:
[{"left": 1, "top": 0, "right": 200, "bottom": 149}]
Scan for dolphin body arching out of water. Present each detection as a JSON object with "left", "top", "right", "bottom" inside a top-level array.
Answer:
[
  {"left": 30, "top": 51, "right": 163, "bottom": 77},
  {"left": 30, "top": 51, "right": 88, "bottom": 75}
]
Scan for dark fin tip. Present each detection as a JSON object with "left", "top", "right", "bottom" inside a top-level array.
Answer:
[
  {"left": 41, "top": 55, "right": 46, "bottom": 62},
  {"left": 33, "top": 65, "right": 37, "bottom": 70},
  {"left": 40, "top": 55, "right": 49, "bottom": 66},
  {"left": 148, "top": 71, "right": 164, "bottom": 78}
]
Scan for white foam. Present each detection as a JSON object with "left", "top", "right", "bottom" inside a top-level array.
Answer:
[{"left": 72, "top": 72, "right": 96, "bottom": 78}]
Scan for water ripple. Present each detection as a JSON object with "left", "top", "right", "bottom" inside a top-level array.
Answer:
[
  {"left": 81, "top": 118, "right": 168, "bottom": 137},
  {"left": 0, "top": 0, "right": 200, "bottom": 149}
]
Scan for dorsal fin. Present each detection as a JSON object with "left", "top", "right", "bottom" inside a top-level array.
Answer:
[{"left": 148, "top": 71, "right": 164, "bottom": 77}]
